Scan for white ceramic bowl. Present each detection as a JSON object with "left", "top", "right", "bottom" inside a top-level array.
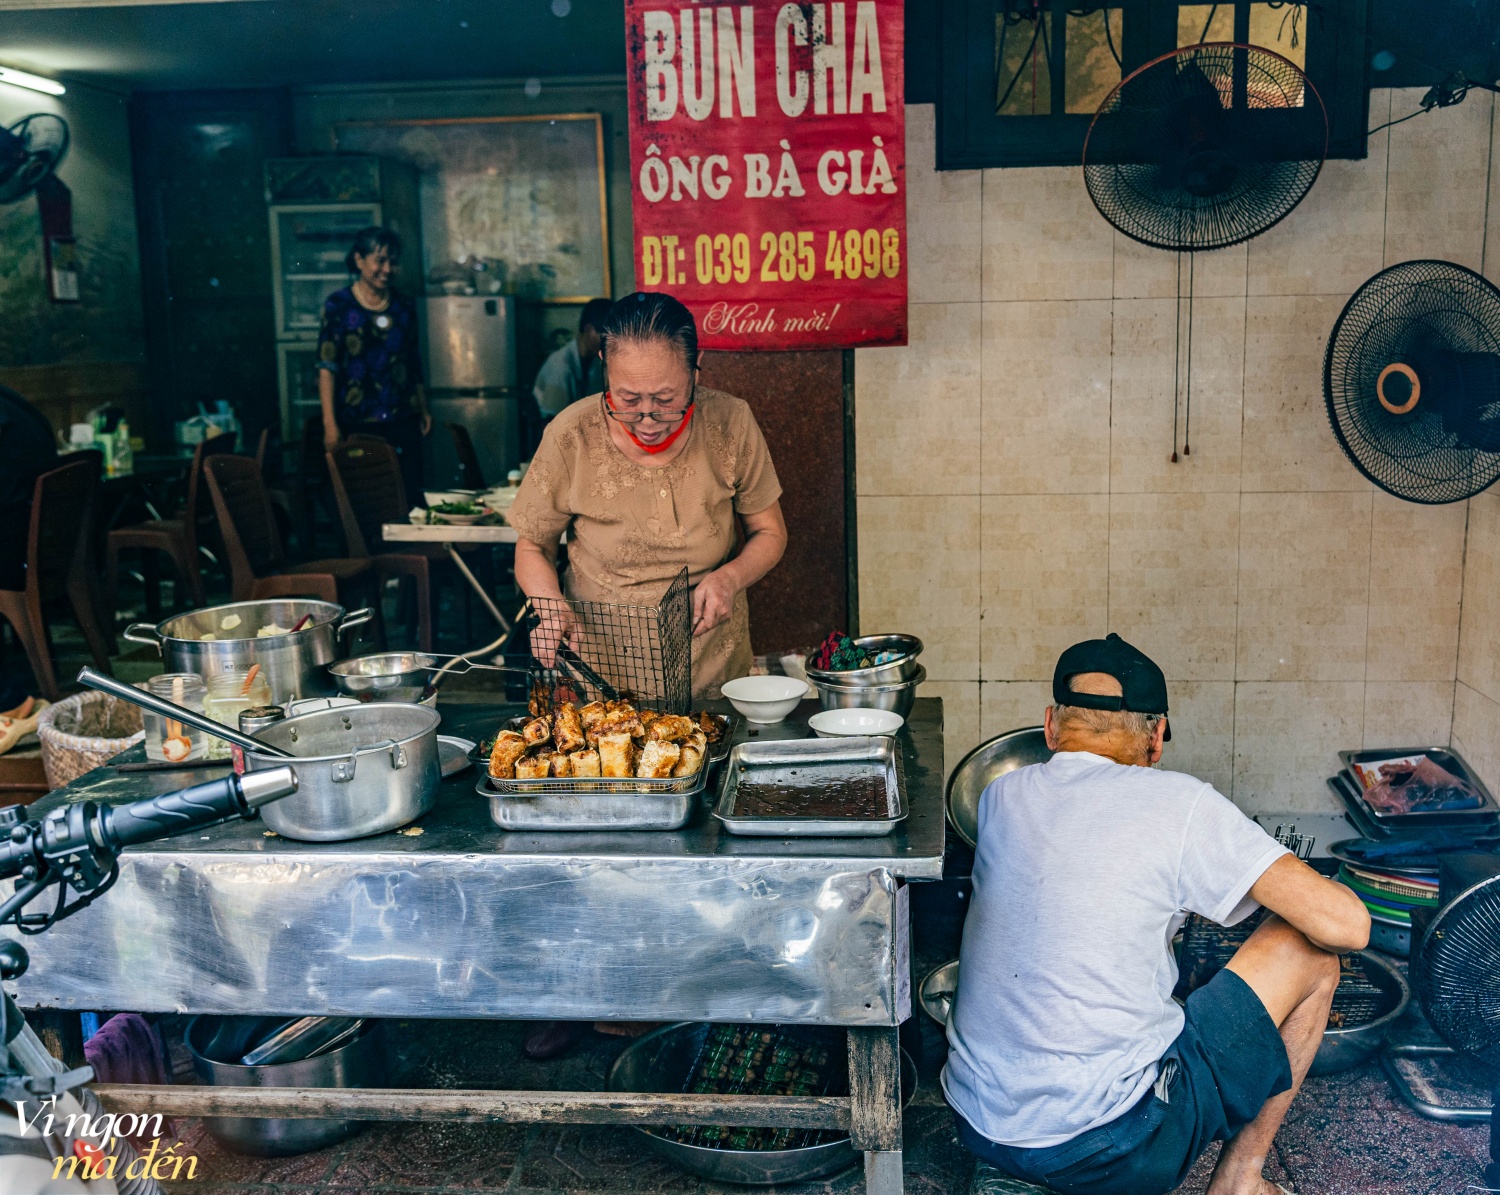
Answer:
[
  {"left": 720, "top": 675, "right": 809, "bottom": 724},
  {"left": 808, "top": 708, "right": 905, "bottom": 738}
]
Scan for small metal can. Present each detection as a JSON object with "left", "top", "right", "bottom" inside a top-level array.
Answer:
[{"left": 239, "top": 706, "right": 286, "bottom": 737}]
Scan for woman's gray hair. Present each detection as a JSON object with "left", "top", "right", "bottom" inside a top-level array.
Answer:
[
  {"left": 1051, "top": 704, "right": 1164, "bottom": 743},
  {"left": 599, "top": 291, "right": 699, "bottom": 373}
]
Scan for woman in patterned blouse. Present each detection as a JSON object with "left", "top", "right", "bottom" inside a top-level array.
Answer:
[{"left": 316, "top": 227, "right": 431, "bottom": 500}]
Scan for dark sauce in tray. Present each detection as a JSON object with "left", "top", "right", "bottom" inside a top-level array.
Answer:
[{"left": 732, "top": 764, "right": 890, "bottom": 819}]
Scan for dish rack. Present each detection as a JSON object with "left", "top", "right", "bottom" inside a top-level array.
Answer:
[{"left": 526, "top": 568, "right": 692, "bottom": 714}]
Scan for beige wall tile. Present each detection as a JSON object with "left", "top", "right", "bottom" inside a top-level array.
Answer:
[
  {"left": 1486, "top": 92, "right": 1500, "bottom": 287},
  {"left": 1384, "top": 87, "right": 1494, "bottom": 271},
  {"left": 981, "top": 299, "right": 1112, "bottom": 494},
  {"left": 1109, "top": 492, "right": 1240, "bottom": 681},
  {"left": 1366, "top": 494, "right": 1465, "bottom": 682},
  {"left": 982, "top": 166, "right": 1113, "bottom": 302},
  {"left": 1161, "top": 681, "right": 1235, "bottom": 797},
  {"left": 1364, "top": 681, "right": 1455, "bottom": 748},
  {"left": 919, "top": 679, "right": 980, "bottom": 781},
  {"left": 905, "top": 105, "right": 983, "bottom": 304},
  {"left": 981, "top": 494, "right": 1109, "bottom": 680},
  {"left": 1110, "top": 297, "right": 1244, "bottom": 493},
  {"left": 1232, "top": 681, "right": 1364, "bottom": 812},
  {"left": 1113, "top": 234, "right": 1246, "bottom": 300},
  {"left": 1453, "top": 682, "right": 1500, "bottom": 796},
  {"left": 858, "top": 496, "right": 981, "bottom": 682},
  {"left": 980, "top": 681, "right": 1051, "bottom": 740},
  {"left": 856, "top": 303, "right": 982, "bottom": 496},
  {"left": 1241, "top": 294, "right": 1371, "bottom": 493},
  {"left": 1459, "top": 492, "right": 1500, "bottom": 704},
  {"left": 1247, "top": 92, "right": 1390, "bottom": 298},
  {"left": 1237, "top": 491, "right": 1372, "bottom": 682}
]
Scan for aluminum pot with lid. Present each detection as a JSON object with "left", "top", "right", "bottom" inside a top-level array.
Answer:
[
  {"left": 124, "top": 600, "right": 373, "bottom": 707},
  {"left": 244, "top": 703, "right": 440, "bottom": 841}
]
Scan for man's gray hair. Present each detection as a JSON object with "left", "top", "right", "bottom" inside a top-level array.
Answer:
[{"left": 1051, "top": 703, "right": 1164, "bottom": 743}]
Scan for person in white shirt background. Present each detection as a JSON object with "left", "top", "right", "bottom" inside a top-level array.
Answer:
[
  {"left": 532, "top": 297, "right": 613, "bottom": 423},
  {"left": 944, "top": 634, "right": 1370, "bottom": 1195}
]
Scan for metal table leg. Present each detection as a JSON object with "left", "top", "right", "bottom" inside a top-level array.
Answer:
[
  {"left": 849, "top": 1027, "right": 904, "bottom": 1195},
  {"left": 444, "top": 542, "right": 510, "bottom": 632}
]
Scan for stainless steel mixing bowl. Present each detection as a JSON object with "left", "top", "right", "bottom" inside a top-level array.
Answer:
[
  {"left": 607, "top": 1022, "right": 916, "bottom": 1186},
  {"left": 805, "top": 634, "right": 924, "bottom": 686},
  {"left": 1309, "top": 949, "right": 1410, "bottom": 1075},
  {"left": 946, "top": 726, "right": 1053, "bottom": 848}
]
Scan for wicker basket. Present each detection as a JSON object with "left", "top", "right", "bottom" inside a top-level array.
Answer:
[{"left": 37, "top": 691, "right": 144, "bottom": 789}]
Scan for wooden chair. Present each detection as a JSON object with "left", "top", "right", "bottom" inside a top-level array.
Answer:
[
  {"left": 203, "top": 454, "right": 376, "bottom": 613},
  {"left": 0, "top": 458, "right": 114, "bottom": 700},
  {"left": 105, "top": 433, "right": 234, "bottom": 616},
  {"left": 326, "top": 439, "right": 435, "bottom": 651},
  {"left": 448, "top": 422, "right": 487, "bottom": 490}
]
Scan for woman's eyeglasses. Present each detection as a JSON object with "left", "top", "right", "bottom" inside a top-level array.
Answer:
[{"left": 603, "top": 388, "right": 694, "bottom": 425}]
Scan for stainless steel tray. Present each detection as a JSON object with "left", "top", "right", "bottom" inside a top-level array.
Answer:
[
  {"left": 1337, "top": 746, "right": 1499, "bottom": 826},
  {"left": 476, "top": 766, "right": 705, "bottom": 832},
  {"left": 714, "top": 737, "right": 907, "bottom": 837}
]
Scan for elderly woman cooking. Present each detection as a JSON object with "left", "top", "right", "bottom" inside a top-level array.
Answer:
[{"left": 508, "top": 292, "right": 788, "bottom": 702}]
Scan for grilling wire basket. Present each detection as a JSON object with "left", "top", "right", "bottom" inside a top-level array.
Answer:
[{"left": 524, "top": 568, "right": 692, "bottom": 715}]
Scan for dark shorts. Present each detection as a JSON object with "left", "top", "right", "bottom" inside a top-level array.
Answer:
[{"left": 952, "top": 969, "right": 1293, "bottom": 1195}]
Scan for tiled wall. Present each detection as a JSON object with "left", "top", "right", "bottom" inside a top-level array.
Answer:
[{"left": 858, "top": 91, "right": 1500, "bottom": 812}]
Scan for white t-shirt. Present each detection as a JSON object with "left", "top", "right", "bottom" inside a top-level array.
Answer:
[
  {"left": 941, "top": 750, "right": 1288, "bottom": 1149},
  {"left": 532, "top": 340, "right": 604, "bottom": 416}
]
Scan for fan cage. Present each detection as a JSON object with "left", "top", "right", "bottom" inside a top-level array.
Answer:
[
  {"left": 1324, "top": 259, "right": 1500, "bottom": 504},
  {"left": 1083, "top": 42, "right": 1328, "bottom": 252},
  {"left": 1416, "top": 874, "right": 1500, "bottom": 1063}
]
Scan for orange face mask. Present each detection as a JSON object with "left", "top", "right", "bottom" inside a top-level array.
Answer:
[{"left": 604, "top": 390, "right": 696, "bottom": 455}]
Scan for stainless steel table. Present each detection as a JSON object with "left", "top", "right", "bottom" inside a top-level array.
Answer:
[{"left": 9, "top": 697, "right": 946, "bottom": 1194}]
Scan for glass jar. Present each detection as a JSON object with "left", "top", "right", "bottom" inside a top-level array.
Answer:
[
  {"left": 204, "top": 670, "right": 272, "bottom": 759},
  {"left": 143, "top": 674, "right": 207, "bottom": 762}
]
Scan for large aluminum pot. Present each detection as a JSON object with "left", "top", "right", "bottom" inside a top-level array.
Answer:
[
  {"left": 244, "top": 703, "right": 440, "bottom": 841},
  {"left": 185, "top": 1016, "right": 382, "bottom": 1156},
  {"left": 1309, "top": 950, "right": 1410, "bottom": 1076},
  {"left": 124, "top": 600, "right": 373, "bottom": 707}
]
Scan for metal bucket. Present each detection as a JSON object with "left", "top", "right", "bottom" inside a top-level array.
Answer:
[
  {"left": 946, "top": 727, "right": 1053, "bottom": 849},
  {"left": 607, "top": 1023, "right": 916, "bottom": 1186},
  {"left": 1309, "top": 950, "right": 1411, "bottom": 1075},
  {"left": 245, "top": 703, "right": 441, "bottom": 841},
  {"left": 184, "top": 1016, "right": 382, "bottom": 1157},
  {"left": 124, "top": 600, "right": 372, "bottom": 708}
]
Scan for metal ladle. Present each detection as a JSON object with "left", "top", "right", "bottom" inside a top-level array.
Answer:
[{"left": 76, "top": 666, "right": 295, "bottom": 759}]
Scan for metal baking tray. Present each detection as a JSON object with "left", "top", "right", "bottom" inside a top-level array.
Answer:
[
  {"left": 475, "top": 766, "right": 706, "bottom": 832},
  {"left": 1337, "top": 746, "right": 1499, "bottom": 826},
  {"left": 713, "top": 736, "right": 907, "bottom": 838}
]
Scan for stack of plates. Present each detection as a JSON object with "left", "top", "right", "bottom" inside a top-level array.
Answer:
[{"left": 1334, "top": 856, "right": 1439, "bottom": 927}]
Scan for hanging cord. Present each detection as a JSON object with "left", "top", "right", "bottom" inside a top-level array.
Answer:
[
  {"left": 1183, "top": 251, "right": 1194, "bottom": 457},
  {"left": 1171, "top": 251, "right": 1182, "bottom": 463}
]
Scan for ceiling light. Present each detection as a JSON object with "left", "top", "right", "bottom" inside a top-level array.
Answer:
[{"left": 0, "top": 67, "right": 65, "bottom": 97}]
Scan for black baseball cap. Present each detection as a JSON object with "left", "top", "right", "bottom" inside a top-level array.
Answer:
[{"left": 1053, "top": 633, "right": 1171, "bottom": 741}]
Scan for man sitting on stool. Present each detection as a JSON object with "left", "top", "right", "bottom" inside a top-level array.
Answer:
[{"left": 944, "top": 634, "right": 1369, "bottom": 1195}]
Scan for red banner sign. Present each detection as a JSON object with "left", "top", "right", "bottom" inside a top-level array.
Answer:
[{"left": 624, "top": 0, "right": 906, "bottom": 350}]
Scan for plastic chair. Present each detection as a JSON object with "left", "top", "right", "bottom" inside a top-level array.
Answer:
[
  {"left": 448, "top": 422, "right": 487, "bottom": 490},
  {"left": 326, "top": 439, "right": 435, "bottom": 651},
  {"left": 0, "top": 458, "right": 114, "bottom": 699},
  {"left": 105, "top": 433, "right": 234, "bottom": 615},
  {"left": 203, "top": 454, "right": 376, "bottom": 613}
]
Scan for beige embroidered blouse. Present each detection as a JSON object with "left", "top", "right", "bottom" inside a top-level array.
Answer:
[{"left": 507, "top": 387, "right": 782, "bottom": 698}]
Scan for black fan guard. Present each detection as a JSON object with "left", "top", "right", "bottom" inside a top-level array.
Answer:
[
  {"left": 1083, "top": 42, "right": 1327, "bottom": 252},
  {"left": 1324, "top": 260, "right": 1500, "bottom": 504},
  {"left": 1416, "top": 873, "right": 1500, "bottom": 1067}
]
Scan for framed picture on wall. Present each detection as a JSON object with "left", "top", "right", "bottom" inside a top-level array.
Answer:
[{"left": 333, "top": 114, "right": 611, "bottom": 302}]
